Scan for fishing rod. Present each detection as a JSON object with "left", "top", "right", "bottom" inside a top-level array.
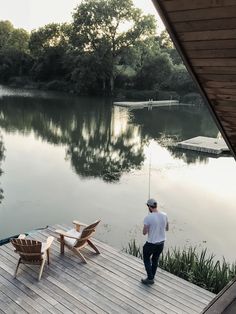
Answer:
[{"left": 148, "top": 142, "right": 152, "bottom": 199}]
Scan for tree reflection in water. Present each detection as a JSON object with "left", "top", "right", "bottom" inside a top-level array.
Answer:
[
  {"left": 0, "top": 92, "right": 219, "bottom": 184},
  {"left": 0, "top": 95, "right": 146, "bottom": 182},
  {"left": 66, "top": 105, "right": 146, "bottom": 182},
  {"left": 131, "top": 105, "right": 219, "bottom": 164}
]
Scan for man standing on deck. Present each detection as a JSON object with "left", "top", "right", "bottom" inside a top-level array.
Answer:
[{"left": 141, "top": 198, "right": 169, "bottom": 285}]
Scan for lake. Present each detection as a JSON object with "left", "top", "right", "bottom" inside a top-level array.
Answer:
[{"left": 0, "top": 85, "right": 236, "bottom": 262}]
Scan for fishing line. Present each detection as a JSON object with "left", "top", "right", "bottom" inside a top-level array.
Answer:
[{"left": 148, "top": 143, "right": 152, "bottom": 199}]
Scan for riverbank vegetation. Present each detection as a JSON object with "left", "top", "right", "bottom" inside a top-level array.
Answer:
[
  {"left": 124, "top": 240, "right": 236, "bottom": 294},
  {"left": 0, "top": 0, "right": 199, "bottom": 101}
]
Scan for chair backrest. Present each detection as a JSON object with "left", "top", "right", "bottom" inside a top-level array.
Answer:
[
  {"left": 11, "top": 238, "right": 42, "bottom": 262},
  {"left": 74, "top": 220, "right": 100, "bottom": 248},
  {"left": 83, "top": 219, "right": 101, "bottom": 232}
]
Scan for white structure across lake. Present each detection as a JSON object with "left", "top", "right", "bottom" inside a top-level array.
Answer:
[
  {"left": 114, "top": 100, "right": 179, "bottom": 109},
  {"left": 176, "top": 136, "right": 230, "bottom": 155}
]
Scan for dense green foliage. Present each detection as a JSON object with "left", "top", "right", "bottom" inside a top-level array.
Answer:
[
  {"left": 124, "top": 241, "right": 236, "bottom": 294},
  {"left": 159, "top": 247, "right": 236, "bottom": 294},
  {"left": 0, "top": 21, "right": 31, "bottom": 82},
  {"left": 0, "top": 0, "right": 197, "bottom": 98}
]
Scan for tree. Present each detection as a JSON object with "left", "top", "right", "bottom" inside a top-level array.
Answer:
[
  {"left": 157, "top": 30, "right": 173, "bottom": 49},
  {"left": 71, "top": 0, "right": 156, "bottom": 93},
  {"left": 169, "top": 64, "right": 196, "bottom": 95},
  {"left": 8, "top": 28, "right": 29, "bottom": 52},
  {"left": 135, "top": 51, "right": 173, "bottom": 90},
  {"left": 169, "top": 48, "right": 182, "bottom": 65},
  {"left": 0, "top": 21, "right": 29, "bottom": 53},
  {"left": 0, "top": 21, "right": 14, "bottom": 50},
  {"left": 0, "top": 50, "right": 33, "bottom": 82},
  {"left": 0, "top": 21, "right": 31, "bottom": 82},
  {"left": 70, "top": 52, "right": 105, "bottom": 94},
  {"left": 29, "top": 23, "right": 70, "bottom": 58},
  {"left": 156, "top": 30, "right": 183, "bottom": 66},
  {"left": 29, "top": 23, "right": 71, "bottom": 80}
]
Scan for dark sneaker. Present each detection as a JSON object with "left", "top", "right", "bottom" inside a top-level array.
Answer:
[{"left": 141, "top": 278, "right": 154, "bottom": 285}]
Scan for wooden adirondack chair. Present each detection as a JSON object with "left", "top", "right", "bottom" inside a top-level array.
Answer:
[
  {"left": 55, "top": 219, "right": 101, "bottom": 263},
  {"left": 11, "top": 234, "right": 54, "bottom": 281}
]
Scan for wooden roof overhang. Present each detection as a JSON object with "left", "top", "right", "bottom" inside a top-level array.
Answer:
[{"left": 152, "top": 0, "right": 236, "bottom": 160}]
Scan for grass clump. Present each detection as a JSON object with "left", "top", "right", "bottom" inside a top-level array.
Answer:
[
  {"left": 124, "top": 241, "right": 236, "bottom": 294},
  {"left": 124, "top": 239, "right": 143, "bottom": 258}
]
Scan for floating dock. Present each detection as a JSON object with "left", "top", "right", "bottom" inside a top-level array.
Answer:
[
  {"left": 114, "top": 100, "right": 179, "bottom": 109},
  {"left": 176, "top": 136, "right": 230, "bottom": 155},
  {"left": 0, "top": 224, "right": 215, "bottom": 313}
]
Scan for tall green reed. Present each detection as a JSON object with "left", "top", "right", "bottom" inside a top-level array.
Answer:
[
  {"left": 123, "top": 239, "right": 143, "bottom": 258},
  {"left": 123, "top": 240, "right": 236, "bottom": 294}
]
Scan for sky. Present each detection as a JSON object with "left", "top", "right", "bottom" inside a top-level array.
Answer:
[{"left": 0, "top": 0, "right": 165, "bottom": 32}]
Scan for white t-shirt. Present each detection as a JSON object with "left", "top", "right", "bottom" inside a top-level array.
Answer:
[{"left": 143, "top": 211, "right": 168, "bottom": 244}]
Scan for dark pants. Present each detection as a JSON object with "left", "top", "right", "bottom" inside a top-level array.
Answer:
[{"left": 143, "top": 241, "right": 164, "bottom": 280}]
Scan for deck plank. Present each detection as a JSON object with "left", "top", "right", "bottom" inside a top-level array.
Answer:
[{"left": 0, "top": 225, "right": 215, "bottom": 314}]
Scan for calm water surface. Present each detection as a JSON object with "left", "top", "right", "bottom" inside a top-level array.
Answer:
[{"left": 0, "top": 85, "right": 236, "bottom": 262}]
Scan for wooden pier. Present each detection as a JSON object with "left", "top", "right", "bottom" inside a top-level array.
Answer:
[
  {"left": 0, "top": 225, "right": 215, "bottom": 313},
  {"left": 176, "top": 136, "right": 230, "bottom": 155},
  {"left": 113, "top": 100, "right": 179, "bottom": 109}
]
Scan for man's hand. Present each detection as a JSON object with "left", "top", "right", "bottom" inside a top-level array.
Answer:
[
  {"left": 143, "top": 224, "right": 149, "bottom": 235},
  {"left": 166, "top": 221, "right": 169, "bottom": 231}
]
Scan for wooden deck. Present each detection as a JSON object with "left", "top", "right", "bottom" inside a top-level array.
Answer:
[{"left": 0, "top": 225, "right": 215, "bottom": 314}]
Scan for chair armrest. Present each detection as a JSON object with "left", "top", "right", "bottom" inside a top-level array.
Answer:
[
  {"left": 73, "top": 220, "right": 88, "bottom": 227},
  {"left": 18, "top": 234, "right": 26, "bottom": 239},
  {"left": 55, "top": 229, "right": 80, "bottom": 240},
  {"left": 44, "top": 236, "right": 54, "bottom": 250},
  {"left": 73, "top": 221, "right": 88, "bottom": 232}
]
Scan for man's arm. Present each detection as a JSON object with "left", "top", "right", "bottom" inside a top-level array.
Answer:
[
  {"left": 166, "top": 220, "right": 169, "bottom": 231},
  {"left": 143, "top": 224, "right": 149, "bottom": 235}
]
